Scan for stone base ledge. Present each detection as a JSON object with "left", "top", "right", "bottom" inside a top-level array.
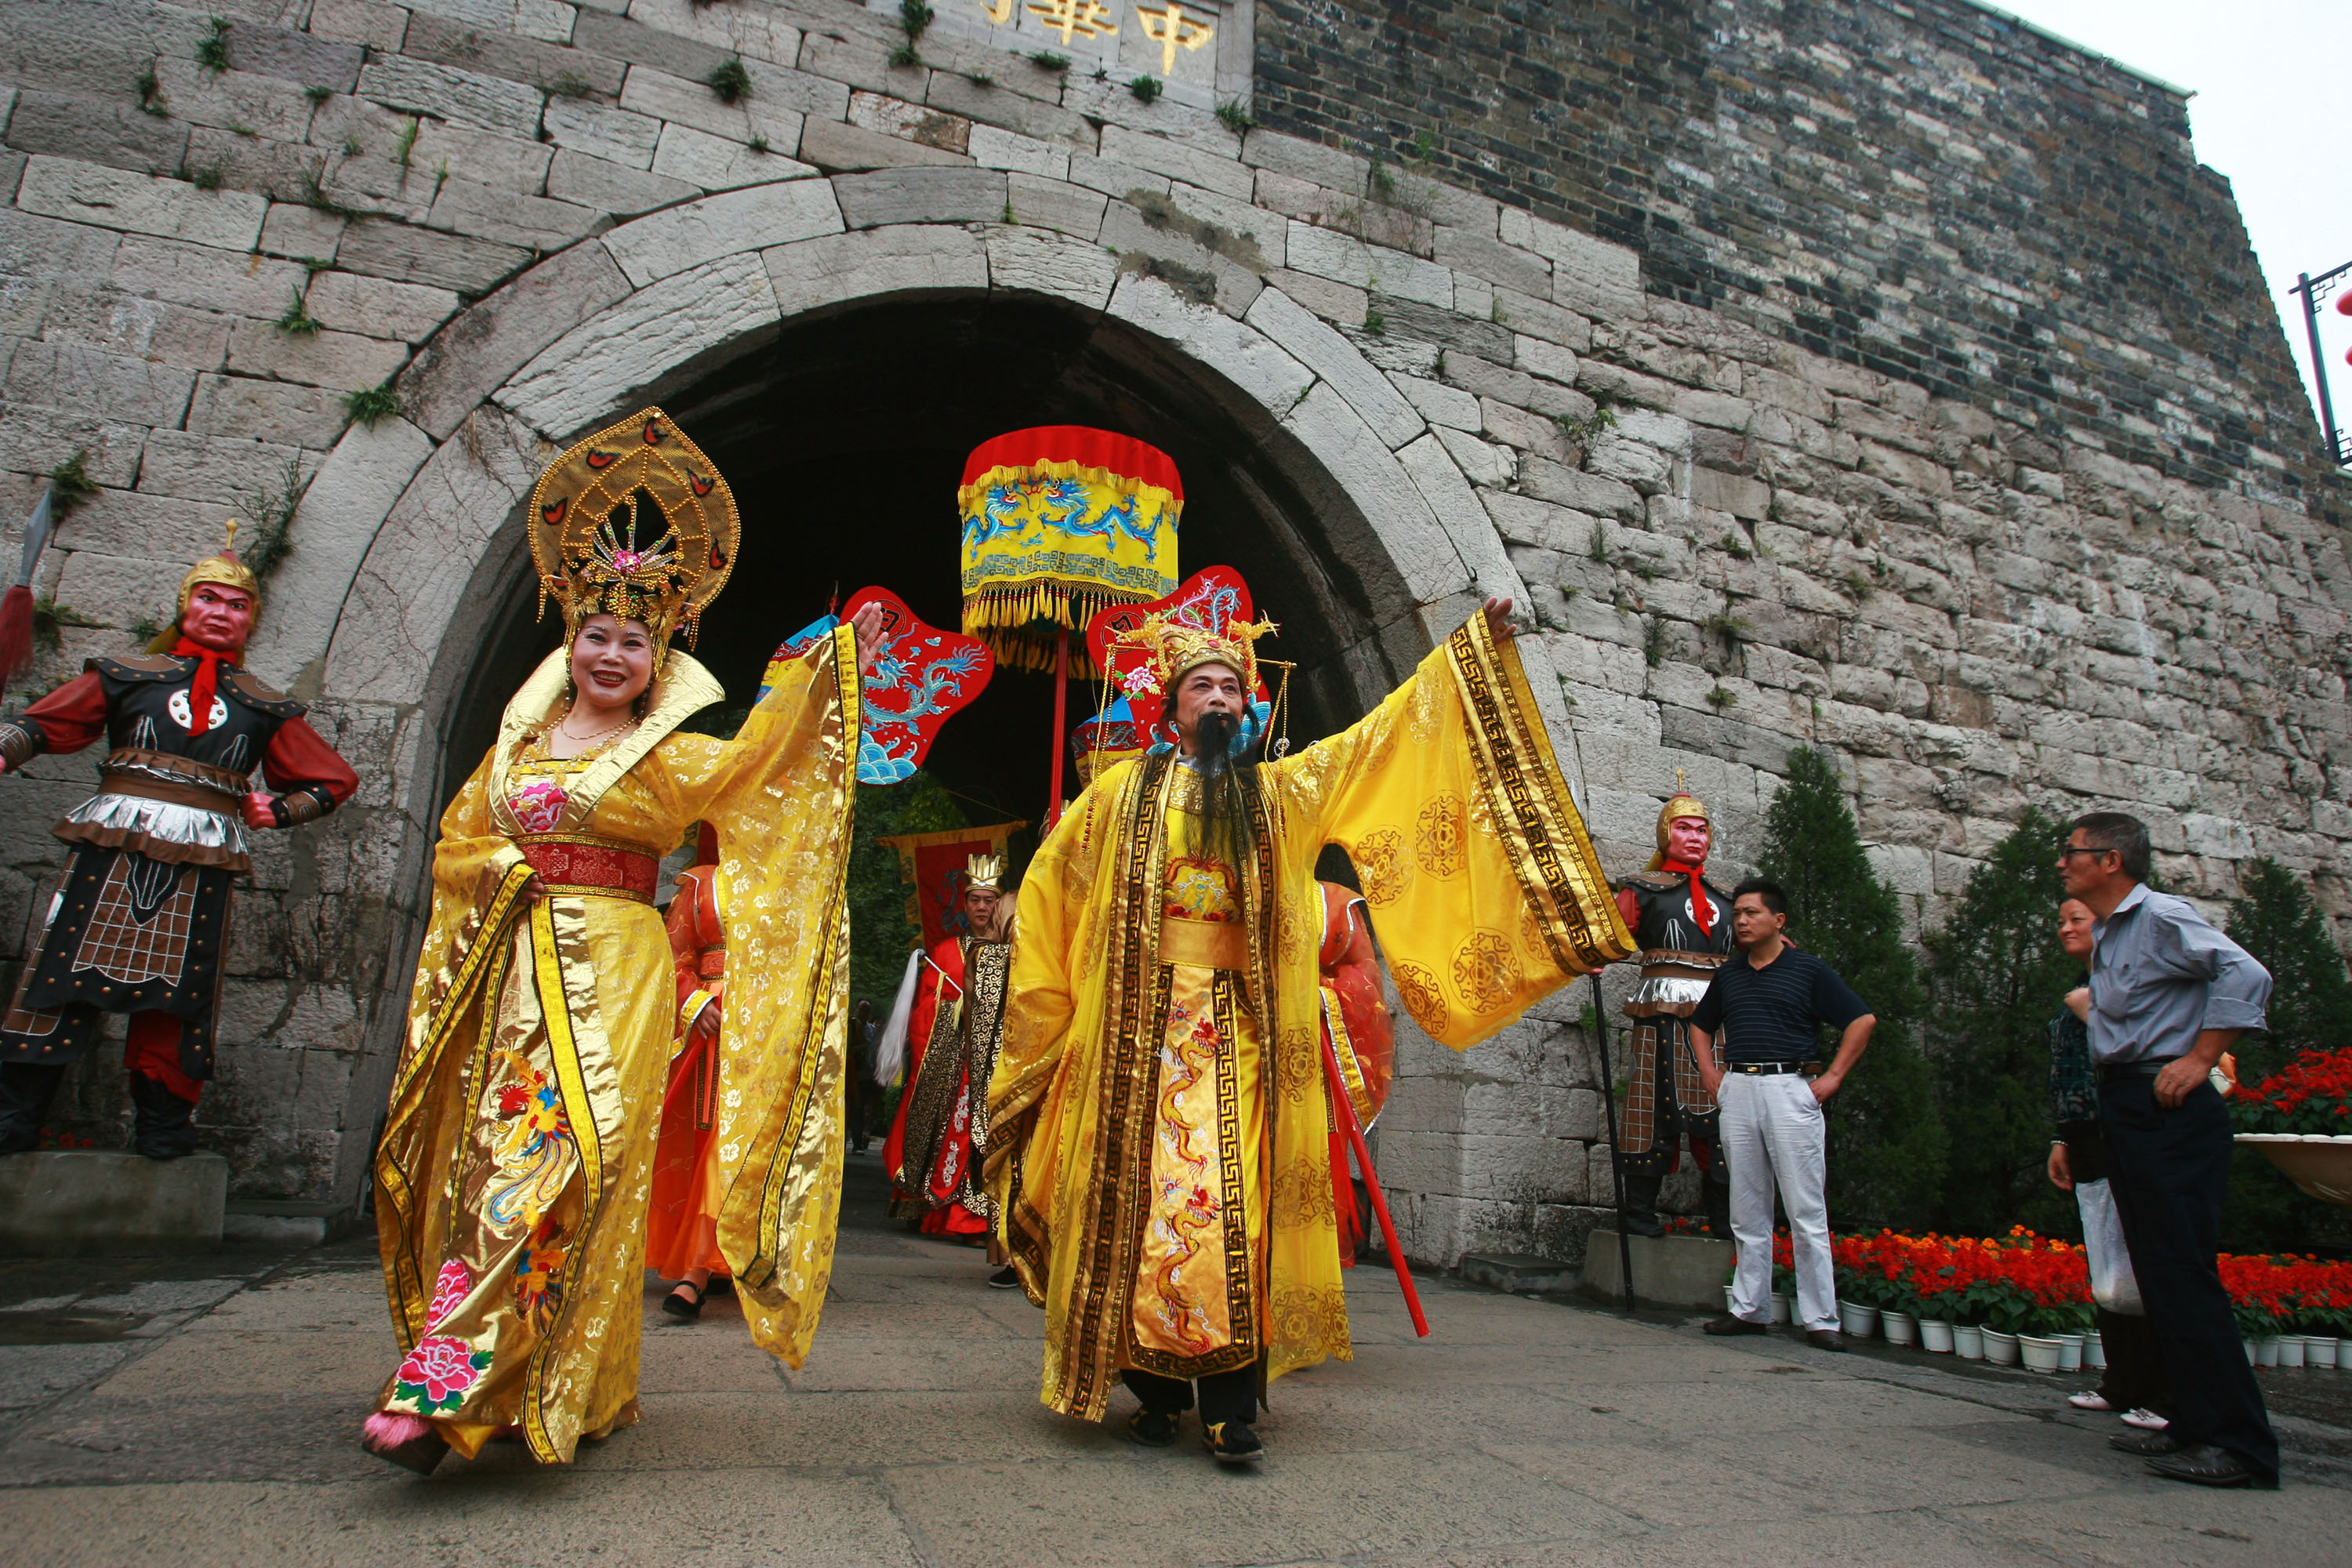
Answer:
[
  {"left": 224, "top": 1198, "right": 364, "bottom": 1249},
  {"left": 1457, "top": 1252, "right": 1579, "bottom": 1295},
  {"left": 1580, "top": 1229, "right": 1734, "bottom": 1311},
  {"left": 0, "top": 1151, "right": 229, "bottom": 1255}
]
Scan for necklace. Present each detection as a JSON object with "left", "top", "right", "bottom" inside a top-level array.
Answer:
[{"left": 558, "top": 709, "right": 633, "bottom": 742}]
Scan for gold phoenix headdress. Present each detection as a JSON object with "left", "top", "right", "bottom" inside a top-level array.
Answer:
[
  {"left": 527, "top": 408, "right": 739, "bottom": 666},
  {"left": 178, "top": 519, "right": 262, "bottom": 623},
  {"left": 1115, "top": 608, "right": 1277, "bottom": 699},
  {"left": 964, "top": 853, "right": 1006, "bottom": 893},
  {"left": 1646, "top": 769, "right": 1711, "bottom": 870}
]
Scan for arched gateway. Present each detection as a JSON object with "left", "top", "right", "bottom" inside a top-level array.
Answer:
[{"left": 241, "top": 198, "right": 1576, "bottom": 1224}]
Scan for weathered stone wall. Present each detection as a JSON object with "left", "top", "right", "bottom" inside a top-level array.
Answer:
[
  {"left": 1254, "top": 0, "right": 2343, "bottom": 517},
  {"left": 0, "top": 0, "right": 2340, "bottom": 1266}
]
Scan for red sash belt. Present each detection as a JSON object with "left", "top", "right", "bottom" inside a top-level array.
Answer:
[{"left": 517, "top": 833, "right": 660, "bottom": 903}]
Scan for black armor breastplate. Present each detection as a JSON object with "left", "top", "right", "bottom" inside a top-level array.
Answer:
[
  {"left": 1624, "top": 872, "right": 1735, "bottom": 956},
  {"left": 94, "top": 656, "right": 299, "bottom": 777}
]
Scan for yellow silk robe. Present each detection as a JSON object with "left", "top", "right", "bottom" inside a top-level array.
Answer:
[
  {"left": 985, "top": 615, "right": 1632, "bottom": 1421},
  {"left": 373, "top": 630, "right": 860, "bottom": 1463}
]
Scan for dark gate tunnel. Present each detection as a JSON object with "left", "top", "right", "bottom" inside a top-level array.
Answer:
[{"left": 441, "top": 292, "right": 1425, "bottom": 841}]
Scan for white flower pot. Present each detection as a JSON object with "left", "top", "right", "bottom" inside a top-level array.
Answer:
[
  {"left": 2084, "top": 1331, "right": 2106, "bottom": 1370},
  {"left": 1953, "top": 1323, "right": 1984, "bottom": 1360},
  {"left": 2019, "top": 1334, "right": 2064, "bottom": 1374},
  {"left": 1769, "top": 1292, "right": 1792, "bottom": 1325},
  {"left": 1918, "top": 1318, "right": 1955, "bottom": 1354},
  {"left": 1839, "top": 1299, "right": 1880, "bottom": 1339},
  {"left": 2055, "top": 1332, "right": 2084, "bottom": 1373},
  {"left": 1982, "top": 1329, "right": 2020, "bottom": 1366},
  {"left": 2256, "top": 1335, "right": 2282, "bottom": 1367},
  {"left": 1881, "top": 1310, "right": 1918, "bottom": 1347},
  {"left": 2278, "top": 1334, "right": 2307, "bottom": 1369},
  {"left": 2243, "top": 1339, "right": 2256, "bottom": 1365},
  {"left": 2306, "top": 1335, "right": 2340, "bottom": 1370},
  {"left": 1724, "top": 1283, "right": 1737, "bottom": 1312}
]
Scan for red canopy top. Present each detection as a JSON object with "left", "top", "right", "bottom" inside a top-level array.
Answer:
[{"left": 960, "top": 425, "right": 1184, "bottom": 499}]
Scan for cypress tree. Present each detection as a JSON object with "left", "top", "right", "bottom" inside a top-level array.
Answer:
[
  {"left": 1920, "top": 808, "right": 2079, "bottom": 1237},
  {"left": 1755, "top": 747, "right": 1946, "bottom": 1228}
]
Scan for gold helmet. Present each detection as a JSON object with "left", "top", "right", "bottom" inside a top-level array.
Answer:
[
  {"left": 526, "top": 408, "right": 739, "bottom": 668},
  {"left": 178, "top": 519, "right": 262, "bottom": 622},
  {"left": 964, "top": 853, "right": 1006, "bottom": 893},
  {"left": 1646, "top": 769, "right": 1711, "bottom": 870}
]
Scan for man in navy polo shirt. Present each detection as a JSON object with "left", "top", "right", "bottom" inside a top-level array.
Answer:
[{"left": 1688, "top": 879, "right": 1876, "bottom": 1349}]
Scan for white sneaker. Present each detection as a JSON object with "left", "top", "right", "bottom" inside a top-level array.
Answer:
[
  {"left": 2120, "top": 1408, "right": 2169, "bottom": 1431},
  {"left": 2067, "top": 1391, "right": 2114, "bottom": 1411}
]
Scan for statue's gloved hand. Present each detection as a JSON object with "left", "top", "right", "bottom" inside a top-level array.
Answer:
[{"left": 242, "top": 790, "right": 280, "bottom": 829}]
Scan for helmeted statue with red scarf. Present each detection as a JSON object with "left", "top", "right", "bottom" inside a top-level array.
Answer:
[
  {"left": 1611, "top": 778, "right": 1734, "bottom": 1236},
  {"left": 0, "top": 524, "right": 359, "bottom": 1158}
]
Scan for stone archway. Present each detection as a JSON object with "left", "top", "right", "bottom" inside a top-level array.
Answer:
[{"left": 247, "top": 187, "right": 1592, "bottom": 1214}]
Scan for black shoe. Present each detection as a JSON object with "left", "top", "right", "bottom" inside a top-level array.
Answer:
[
  {"left": 988, "top": 1265, "right": 1022, "bottom": 1289},
  {"left": 1804, "top": 1328, "right": 1846, "bottom": 1352},
  {"left": 128, "top": 1076, "right": 199, "bottom": 1160},
  {"left": 2145, "top": 1443, "right": 2277, "bottom": 1489},
  {"left": 1203, "top": 1419, "right": 1264, "bottom": 1464},
  {"left": 1703, "top": 1315, "right": 1766, "bottom": 1336},
  {"left": 2109, "top": 1428, "right": 2183, "bottom": 1456},
  {"left": 1127, "top": 1407, "right": 1179, "bottom": 1447},
  {"left": 661, "top": 1282, "right": 704, "bottom": 1321},
  {"left": 1621, "top": 1211, "right": 1665, "bottom": 1239}
]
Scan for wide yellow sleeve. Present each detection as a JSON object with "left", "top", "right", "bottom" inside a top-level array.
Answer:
[
  {"left": 1265, "top": 615, "right": 1632, "bottom": 1047},
  {"left": 398, "top": 747, "right": 529, "bottom": 1074},
  {"left": 656, "top": 623, "right": 862, "bottom": 1369}
]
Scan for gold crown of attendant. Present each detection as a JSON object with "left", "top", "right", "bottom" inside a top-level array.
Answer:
[
  {"left": 965, "top": 853, "right": 1006, "bottom": 892},
  {"left": 1116, "top": 608, "right": 1276, "bottom": 696},
  {"left": 177, "top": 519, "right": 262, "bottom": 623},
  {"left": 526, "top": 408, "right": 739, "bottom": 666}
]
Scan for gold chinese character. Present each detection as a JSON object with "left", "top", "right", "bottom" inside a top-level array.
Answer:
[
  {"left": 1134, "top": 0, "right": 1213, "bottom": 73},
  {"left": 980, "top": 0, "right": 1014, "bottom": 20},
  {"left": 1027, "top": 0, "right": 1116, "bottom": 43}
]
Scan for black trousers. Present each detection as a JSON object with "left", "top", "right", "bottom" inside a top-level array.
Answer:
[
  {"left": 2059, "top": 1120, "right": 2174, "bottom": 1417},
  {"left": 2098, "top": 1077, "right": 2277, "bottom": 1479},
  {"left": 1123, "top": 1365, "right": 1257, "bottom": 1426}
]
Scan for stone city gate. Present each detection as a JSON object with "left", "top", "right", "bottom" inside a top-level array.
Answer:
[{"left": 0, "top": 0, "right": 2342, "bottom": 1264}]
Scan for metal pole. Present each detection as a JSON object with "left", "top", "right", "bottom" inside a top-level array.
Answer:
[
  {"left": 1591, "top": 971, "right": 1636, "bottom": 1313},
  {"left": 2296, "top": 274, "right": 2343, "bottom": 466}
]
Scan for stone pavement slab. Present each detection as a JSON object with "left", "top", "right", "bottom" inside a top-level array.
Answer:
[{"left": 0, "top": 1151, "right": 2343, "bottom": 1567}]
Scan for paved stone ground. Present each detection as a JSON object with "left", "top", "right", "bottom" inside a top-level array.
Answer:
[{"left": 2, "top": 1154, "right": 2347, "bottom": 1567}]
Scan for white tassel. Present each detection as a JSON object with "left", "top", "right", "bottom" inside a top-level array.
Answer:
[{"left": 873, "top": 946, "right": 922, "bottom": 1087}]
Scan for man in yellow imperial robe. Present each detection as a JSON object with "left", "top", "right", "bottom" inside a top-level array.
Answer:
[{"left": 984, "top": 593, "right": 1632, "bottom": 1463}]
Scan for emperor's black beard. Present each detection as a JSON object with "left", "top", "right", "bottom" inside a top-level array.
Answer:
[{"left": 1188, "top": 710, "right": 1256, "bottom": 869}]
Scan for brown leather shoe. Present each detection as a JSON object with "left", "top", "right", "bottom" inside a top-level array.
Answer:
[
  {"left": 2109, "top": 1428, "right": 2183, "bottom": 1456},
  {"left": 1804, "top": 1328, "right": 1846, "bottom": 1352},
  {"left": 2146, "top": 1444, "right": 2278, "bottom": 1489},
  {"left": 1702, "top": 1314, "right": 1766, "bottom": 1336}
]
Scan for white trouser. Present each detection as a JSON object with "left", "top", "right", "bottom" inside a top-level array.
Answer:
[{"left": 1719, "top": 1072, "right": 1836, "bottom": 1330}]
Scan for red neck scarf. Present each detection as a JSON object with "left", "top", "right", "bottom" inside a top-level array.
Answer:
[
  {"left": 171, "top": 636, "right": 234, "bottom": 737},
  {"left": 1659, "top": 857, "right": 1714, "bottom": 937}
]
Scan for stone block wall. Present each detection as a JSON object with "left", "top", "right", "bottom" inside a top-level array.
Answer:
[{"left": 0, "top": 0, "right": 2339, "bottom": 1269}]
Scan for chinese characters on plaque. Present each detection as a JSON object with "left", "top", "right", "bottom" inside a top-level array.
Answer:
[{"left": 973, "top": 0, "right": 1218, "bottom": 81}]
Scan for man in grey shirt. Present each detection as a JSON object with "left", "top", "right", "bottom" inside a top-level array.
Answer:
[{"left": 2063, "top": 811, "right": 2277, "bottom": 1489}]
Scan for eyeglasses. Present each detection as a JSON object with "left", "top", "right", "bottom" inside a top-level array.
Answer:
[{"left": 2056, "top": 844, "right": 2112, "bottom": 861}]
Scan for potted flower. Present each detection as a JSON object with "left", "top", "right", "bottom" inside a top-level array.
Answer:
[
  {"left": 2233, "top": 1048, "right": 2352, "bottom": 1208},
  {"left": 2220, "top": 1254, "right": 2287, "bottom": 1364},
  {"left": 1832, "top": 1234, "right": 1882, "bottom": 1339}
]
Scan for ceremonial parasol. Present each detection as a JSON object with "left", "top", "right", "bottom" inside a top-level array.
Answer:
[{"left": 958, "top": 426, "right": 1181, "bottom": 823}]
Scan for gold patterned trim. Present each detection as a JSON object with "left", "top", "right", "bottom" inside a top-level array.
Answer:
[
  {"left": 524, "top": 895, "right": 605, "bottom": 1464},
  {"left": 1443, "top": 617, "right": 1633, "bottom": 973}
]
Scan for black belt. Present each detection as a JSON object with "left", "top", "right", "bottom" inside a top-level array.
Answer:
[
  {"left": 2098, "top": 1058, "right": 2183, "bottom": 1085},
  {"left": 1725, "top": 1061, "right": 1811, "bottom": 1076}
]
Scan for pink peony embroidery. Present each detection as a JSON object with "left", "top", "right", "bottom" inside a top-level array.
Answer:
[
  {"left": 394, "top": 1335, "right": 489, "bottom": 1414},
  {"left": 510, "top": 779, "right": 568, "bottom": 833},
  {"left": 426, "top": 1260, "right": 471, "bottom": 1330}
]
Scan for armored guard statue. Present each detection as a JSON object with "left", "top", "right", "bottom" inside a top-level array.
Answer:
[
  {"left": 1613, "top": 779, "right": 1734, "bottom": 1236},
  {"left": 0, "top": 526, "right": 358, "bottom": 1157}
]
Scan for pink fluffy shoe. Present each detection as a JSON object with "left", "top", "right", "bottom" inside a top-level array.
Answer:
[{"left": 362, "top": 1410, "right": 450, "bottom": 1475}]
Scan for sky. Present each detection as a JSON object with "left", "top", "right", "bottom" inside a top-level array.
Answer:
[{"left": 1994, "top": 1, "right": 2352, "bottom": 463}]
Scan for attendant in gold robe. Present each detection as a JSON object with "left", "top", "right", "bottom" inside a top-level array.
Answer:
[
  {"left": 985, "top": 593, "right": 1632, "bottom": 1464},
  {"left": 363, "top": 409, "right": 881, "bottom": 1473}
]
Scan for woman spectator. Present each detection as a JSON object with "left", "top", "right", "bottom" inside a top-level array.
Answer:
[{"left": 2048, "top": 896, "right": 2172, "bottom": 1432}]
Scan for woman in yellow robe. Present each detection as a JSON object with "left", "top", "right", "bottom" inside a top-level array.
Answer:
[
  {"left": 365, "top": 409, "right": 875, "bottom": 1472},
  {"left": 985, "top": 604, "right": 1632, "bottom": 1455}
]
